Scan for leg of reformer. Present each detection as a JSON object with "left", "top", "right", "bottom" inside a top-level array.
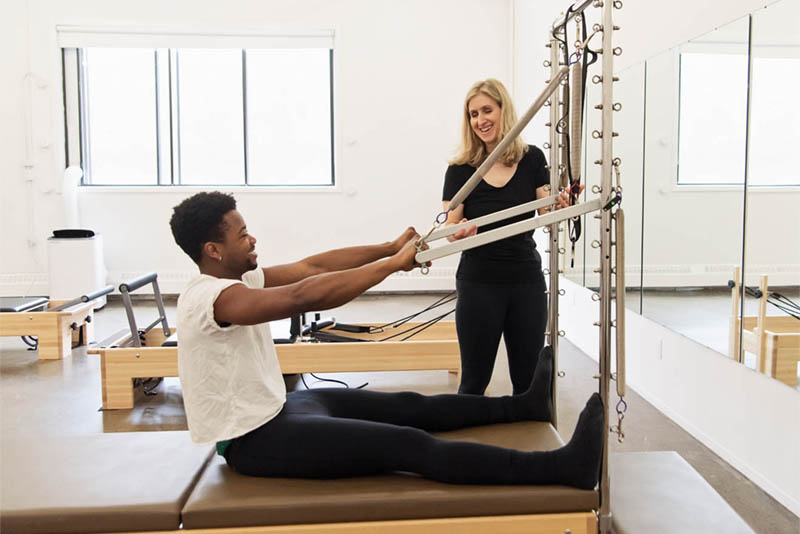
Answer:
[
  {"left": 36, "top": 316, "right": 71, "bottom": 360},
  {"left": 98, "top": 352, "right": 135, "bottom": 409}
]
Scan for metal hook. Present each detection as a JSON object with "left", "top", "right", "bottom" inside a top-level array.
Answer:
[
  {"left": 558, "top": 289, "right": 566, "bottom": 296},
  {"left": 612, "top": 102, "right": 622, "bottom": 112},
  {"left": 558, "top": 329, "right": 566, "bottom": 337},
  {"left": 591, "top": 293, "right": 601, "bottom": 302},
  {"left": 592, "top": 74, "right": 602, "bottom": 84},
  {"left": 613, "top": 0, "right": 623, "bottom": 8},
  {"left": 592, "top": 130, "right": 602, "bottom": 139},
  {"left": 613, "top": 47, "right": 623, "bottom": 56},
  {"left": 543, "top": 59, "right": 551, "bottom": 67},
  {"left": 591, "top": 240, "right": 601, "bottom": 249},
  {"left": 591, "top": 185, "right": 602, "bottom": 194}
]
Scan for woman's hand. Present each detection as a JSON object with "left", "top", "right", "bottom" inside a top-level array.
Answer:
[
  {"left": 554, "top": 184, "right": 586, "bottom": 210},
  {"left": 448, "top": 218, "right": 478, "bottom": 242}
]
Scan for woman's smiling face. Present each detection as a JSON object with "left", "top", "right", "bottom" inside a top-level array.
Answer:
[{"left": 468, "top": 93, "right": 501, "bottom": 149}]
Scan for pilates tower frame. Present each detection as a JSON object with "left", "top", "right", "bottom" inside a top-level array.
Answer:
[{"left": 415, "top": 1, "right": 625, "bottom": 530}]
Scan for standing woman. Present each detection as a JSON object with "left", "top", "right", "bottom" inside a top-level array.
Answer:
[{"left": 443, "top": 78, "right": 564, "bottom": 395}]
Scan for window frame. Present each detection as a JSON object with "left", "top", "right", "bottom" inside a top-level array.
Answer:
[
  {"left": 60, "top": 26, "right": 338, "bottom": 190},
  {"left": 674, "top": 41, "right": 800, "bottom": 190}
]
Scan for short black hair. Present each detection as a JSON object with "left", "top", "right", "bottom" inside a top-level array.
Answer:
[{"left": 170, "top": 192, "right": 237, "bottom": 263}]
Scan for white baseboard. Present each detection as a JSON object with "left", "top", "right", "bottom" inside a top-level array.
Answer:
[
  {"left": 0, "top": 268, "right": 458, "bottom": 297},
  {"left": 3, "top": 262, "right": 794, "bottom": 296},
  {"left": 0, "top": 273, "right": 49, "bottom": 297},
  {"left": 567, "top": 263, "right": 800, "bottom": 288}
]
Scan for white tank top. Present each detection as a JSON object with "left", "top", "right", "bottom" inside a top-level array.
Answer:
[{"left": 177, "top": 268, "right": 286, "bottom": 444}]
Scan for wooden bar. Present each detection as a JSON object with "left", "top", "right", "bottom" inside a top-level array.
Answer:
[
  {"left": 89, "top": 324, "right": 461, "bottom": 410},
  {"left": 119, "top": 512, "right": 597, "bottom": 534}
]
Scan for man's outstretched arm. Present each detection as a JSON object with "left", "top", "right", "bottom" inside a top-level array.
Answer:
[
  {"left": 215, "top": 238, "right": 425, "bottom": 326},
  {"left": 261, "top": 227, "right": 418, "bottom": 287}
]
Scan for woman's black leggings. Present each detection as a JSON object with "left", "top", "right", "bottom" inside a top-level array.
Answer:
[
  {"left": 224, "top": 387, "right": 558, "bottom": 485},
  {"left": 455, "top": 276, "right": 548, "bottom": 395}
]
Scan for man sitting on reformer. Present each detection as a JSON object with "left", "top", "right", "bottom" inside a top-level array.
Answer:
[{"left": 169, "top": 191, "right": 603, "bottom": 488}]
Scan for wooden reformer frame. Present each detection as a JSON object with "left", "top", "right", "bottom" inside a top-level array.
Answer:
[
  {"left": 729, "top": 267, "right": 800, "bottom": 388},
  {"left": 115, "top": 512, "right": 598, "bottom": 534},
  {"left": 0, "top": 286, "right": 113, "bottom": 360},
  {"left": 88, "top": 273, "right": 461, "bottom": 410}
]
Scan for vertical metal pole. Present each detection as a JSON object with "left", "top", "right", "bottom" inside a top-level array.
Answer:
[
  {"left": 598, "top": 1, "right": 615, "bottom": 531},
  {"left": 548, "top": 36, "right": 562, "bottom": 430},
  {"left": 151, "top": 279, "right": 171, "bottom": 336},
  {"left": 120, "top": 289, "right": 141, "bottom": 348}
]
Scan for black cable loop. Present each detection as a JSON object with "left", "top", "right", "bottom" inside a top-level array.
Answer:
[
  {"left": 369, "top": 292, "right": 456, "bottom": 332},
  {"left": 378, "top": 308, "right": 455, "bottom": 342}
]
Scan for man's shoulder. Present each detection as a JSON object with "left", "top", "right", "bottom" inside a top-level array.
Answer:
[{"left": 179, "top": 275, "right": 234, "bottom": 310}]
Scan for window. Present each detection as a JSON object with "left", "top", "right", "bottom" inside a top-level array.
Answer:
[
  {"left": 61, "top": 29, "right": 334, "bottom": 187},
  {"left": 677, "top": 52, "right": 749, "bottom": 186},
  {"left": 747, "top": 56, "right": 800, "bottom": 186},
  {"left": 677, "top": 51, "right": 800, "bottom": 187}
]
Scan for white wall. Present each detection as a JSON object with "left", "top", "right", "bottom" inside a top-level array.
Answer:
[{"left": 1, "top": 0, "right": 515, "bottom": 295}]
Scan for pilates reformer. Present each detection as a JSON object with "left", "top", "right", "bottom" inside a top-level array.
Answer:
[
  {"left": 88, "top": 273, "right": 461, "bottom": 410},
  {"left": 0, "top": 285, "right": 113, "bottom": 359},
  {"left": 729, "top": 268, "right": 800, "bottom": 387}
]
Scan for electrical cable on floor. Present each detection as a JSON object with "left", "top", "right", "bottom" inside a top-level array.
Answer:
[{"left": 300, "top": 373, "right": 367, "bottom": 390}]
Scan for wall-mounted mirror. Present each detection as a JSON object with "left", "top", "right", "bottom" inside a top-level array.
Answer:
[
  {"left": 611, "top": 63, "right": 645, "bottom": 313},
  {"left": 561, "top": 0, "right": 798, "bottom": 391},
  {"left": 565, "top": 60, "right": 646, "bottom": 318},
  {"left": 741, "top": 0, "right": 800, "bottom": 390},
  {"left": 640, "top": 16, "right": 749, "bottom": 355}
]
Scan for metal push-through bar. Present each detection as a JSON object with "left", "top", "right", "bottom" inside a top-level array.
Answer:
[
  {"left": 47, "top": 285, "right": 114, "bottom": 312},
  {"left": 551, "top": 0, "right": 594, "bottom": 31},
  {"left": 425, "top": 194, "right": 560, "bottom": 243},
  {"left": 416, "top": 199, "right": 601, "bottom": 264}
]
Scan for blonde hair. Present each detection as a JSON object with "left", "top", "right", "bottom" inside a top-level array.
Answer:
[{"left": 450, "top": 78, "right": 528, "bottom": 167}]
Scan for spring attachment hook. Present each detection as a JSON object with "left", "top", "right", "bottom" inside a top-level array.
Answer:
[
  {"left": 415, "top": 210, "right": 449, "bottom": 275},
  {"left": 602, "top": 159, "right": 624, "bottom": 211},
  {"left": 610, "top": 397, "right": 628, "bottom": 443}
]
